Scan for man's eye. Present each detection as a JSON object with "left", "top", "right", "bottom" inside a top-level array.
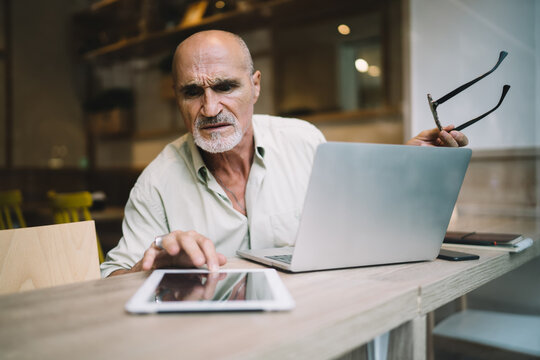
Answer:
[
  {"left": 182, "top": 86, "right": 203, "bottom": 98},
  {"left": 213, "top": 82, "right": 238, "bottom": 93}
]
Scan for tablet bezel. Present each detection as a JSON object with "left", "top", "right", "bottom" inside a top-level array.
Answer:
[{"left": 125, "top": 268, "right": 295, "bottom": 313}]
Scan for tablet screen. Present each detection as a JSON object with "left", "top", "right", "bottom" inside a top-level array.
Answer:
[
  {"left": 125, "top": 269, "right": 294, "bottom": 313},
  {"left": 155, "top": 272, "right": 274, "bottom": 302}
]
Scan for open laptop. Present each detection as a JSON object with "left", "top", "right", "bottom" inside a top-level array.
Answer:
[{"left": 237, "top": 142, "right": 472, "bottom": 272}]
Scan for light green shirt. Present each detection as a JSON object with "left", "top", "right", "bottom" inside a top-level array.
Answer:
[{"left": 100, "top": 115, "right": 326, "bottom": 277}]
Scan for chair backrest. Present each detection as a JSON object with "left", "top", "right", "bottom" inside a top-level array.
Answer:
[
  {"left": 48, "top": 191, "right": 105, "bottom": 263},
  {"left": 0, "top": 189, "right": 27, "bottom": 230},
  {"left": 48, "top": 190, "right": 93, "bottom": 223},
  {"left": 0, "top": 221, "right": 100, "bottom": 295}
]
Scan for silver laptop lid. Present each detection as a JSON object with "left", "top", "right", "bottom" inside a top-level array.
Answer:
[{"left": 290, "top": 142, "right": 471, "bottom": 272}]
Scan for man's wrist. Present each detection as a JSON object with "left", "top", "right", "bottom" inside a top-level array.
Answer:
[{"left": 108, "top": 262, "right": 143, "bottom": 277}]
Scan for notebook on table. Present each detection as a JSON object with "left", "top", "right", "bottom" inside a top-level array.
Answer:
[
  {"left": 237, "top": 142, "right": 472, "bottom": 272},
  {"left": 442, "top": 231, "right": 533, "bottom": 253},
  {"left": 444, "top": 231, "right": 524, "bottom": 245}
]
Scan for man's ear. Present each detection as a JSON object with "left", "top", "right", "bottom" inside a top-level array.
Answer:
[{"left": 251, "top": 70, "right": 261, "bottom": 103}]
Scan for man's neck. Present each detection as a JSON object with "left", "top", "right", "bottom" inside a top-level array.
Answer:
[
  {"left": 201, "top": 131, "right": 255, "bottom": 181},
  {"left": 200, "top": 126, "right": 255, "bottom": 216}
]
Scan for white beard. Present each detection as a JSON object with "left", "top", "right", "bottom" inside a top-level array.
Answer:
[{"left": 192, "top": 112, "right": 243, "bottom": 153}]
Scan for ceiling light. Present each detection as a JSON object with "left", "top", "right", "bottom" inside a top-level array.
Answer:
[
  {"left": 355, "top": 58, "right": 369, "bottom": 72},
  {"left": 368, "top": 65, "right": 381, "bottom": 77},
  {"left": 337, "top": 24, "right": 351, "bottom": 35}
]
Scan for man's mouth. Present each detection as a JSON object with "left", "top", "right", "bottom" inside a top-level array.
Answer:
[{"left": 200, "top": 123, "right": 231, "bottom": 130}]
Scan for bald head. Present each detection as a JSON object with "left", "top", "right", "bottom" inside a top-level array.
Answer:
[{"left": 172, "top": 30, "right": 254, "bottom": 86}]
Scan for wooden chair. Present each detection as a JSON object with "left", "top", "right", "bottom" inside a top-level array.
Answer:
[
  {"left": 0, "top": 221, "right": 100, "bottom": 295},
  {"left": 0, "top": 190, "right": 27, "bottom": 230},
  {"left": 48, "top": 191, "right": 105, "bottom": 263}
]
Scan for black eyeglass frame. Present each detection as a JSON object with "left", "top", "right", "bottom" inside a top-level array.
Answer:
[{"left": 427, "top": 51, "right": 511, "bottom": 132}]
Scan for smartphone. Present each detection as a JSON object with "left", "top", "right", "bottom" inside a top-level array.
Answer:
[{"left": 437, "top": 249, "right": 479, "bottom": 261}]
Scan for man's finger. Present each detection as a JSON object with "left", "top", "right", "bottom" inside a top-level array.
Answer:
[
  {"left": 442, "top": 124, "right": 455, "bottom": 132},
  {"left": 440, "top": 130, "right": 458, "bottom": 147},
  {"left": 178, "top": 232, "right": 207, "bottom": 267},
  {"left": 198, "top": 236, "right": 221, "bottom": 272},
  {"left": 450, "top": 130, "right": 469, "bottom": 147},
  {"left": 142, "top": 246, "right": 160, "bottom": 271},
  {"left": 160, "top": 233, "right": 180, "bottom": 255},
  {"left": 217, "top": 253, "right": 228, "bottom": 266}
]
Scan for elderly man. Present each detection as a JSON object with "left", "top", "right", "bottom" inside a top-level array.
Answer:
[{"left": 101, "top": 30, "right": 468, "bottom": 277}]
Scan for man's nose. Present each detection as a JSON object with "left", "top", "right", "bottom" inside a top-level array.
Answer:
[{"left": 201, "top": 90, "right": 222, "bottom": 118}]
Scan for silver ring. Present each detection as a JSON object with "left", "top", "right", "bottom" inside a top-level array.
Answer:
[{"left": 154, "top": 235, "right": 166, "bottom": 249}]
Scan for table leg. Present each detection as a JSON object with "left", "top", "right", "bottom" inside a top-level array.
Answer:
[
  {"left": 387, "top": 315, "right": 427, "bottom": 360},
  {"left": 427, "top": 311, "right": 435, "bottom": 360},
  {"left": 336, "top": 316, "right": 427, "bottom": 360}
]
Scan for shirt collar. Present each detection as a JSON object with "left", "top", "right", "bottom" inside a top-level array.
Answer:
[
  {"left": 252, "top": 116, "right": 266, "bottom": 160},
  {"left": 186, "top": 134, "right": 209, "bottom": 184}
]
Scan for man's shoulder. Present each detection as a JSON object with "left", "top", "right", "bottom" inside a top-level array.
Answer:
[
  {"left": 253, "top": 114, "right": 318, "bottom": 131},
  {"left": 253, "top": 114, "right": 324, "bottom": 142},
  {"left": 136, "top": 134, "right": 193, "bottom": 186}
]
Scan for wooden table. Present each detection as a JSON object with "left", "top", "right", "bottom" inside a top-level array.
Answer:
[{"left": 0, "top": 216, "right": 538, "bottom": 360}]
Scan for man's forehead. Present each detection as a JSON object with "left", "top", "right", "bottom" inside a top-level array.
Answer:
[
  {"left": 174, "top": 34, "right": 249, "bottom": 82},
  {"left": 178, "top": 64, "right": 244, "bottom": 85},
  {"left": 176, "top": 55, "right": 246, "bottom": 85}
]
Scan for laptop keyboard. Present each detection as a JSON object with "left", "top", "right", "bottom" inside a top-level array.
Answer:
[{"left": 265, "top": 254, "right": 292, "bottom": 264}]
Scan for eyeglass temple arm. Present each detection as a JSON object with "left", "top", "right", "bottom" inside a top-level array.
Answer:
[
  {"left": 454, "top": 85, "right": 510, "bottom": 132},
  {"left": 433, "top": 51, "right": 508, "bottom": 107}
]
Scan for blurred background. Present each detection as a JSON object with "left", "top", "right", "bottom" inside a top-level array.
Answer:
[
  {"left": 0, "top": 1, "right": 539, "bottom": 353},
  {"left": 3, "top": 0, "right": 538, "bottom": 216}
]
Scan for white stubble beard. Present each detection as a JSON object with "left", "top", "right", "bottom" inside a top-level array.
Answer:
[{"left": 192, "top": 111, "right": 244, "bottom": 153}]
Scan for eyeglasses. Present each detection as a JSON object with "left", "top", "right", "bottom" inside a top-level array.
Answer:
[{"left": 427, "top": 51, "right": 511, "bottom": 132}]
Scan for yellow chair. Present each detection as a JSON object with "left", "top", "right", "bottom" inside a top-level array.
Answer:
[
  {"left": 0, "top": 190, "right": 27, "bottom": 230},
  {"left": 0, "top": 221, "right": 100, "bottom": 294},
  {"left": 48, "top": 191, "right": 105, "bottom": 263}
]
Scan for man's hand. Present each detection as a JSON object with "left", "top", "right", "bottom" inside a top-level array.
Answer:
[
  {"left": 109, "top": 230, "right": 227, "bottom": 276},
  {"left": 406, "top": 125, "right": 469, "bottom": 147},
  {"left": 143, "top": 230, "right": 227, "bottom": 271}
]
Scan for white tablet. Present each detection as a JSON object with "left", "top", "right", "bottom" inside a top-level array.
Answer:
[{"left": 125, "top": 268, "right": 295, "bottom": 313}]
